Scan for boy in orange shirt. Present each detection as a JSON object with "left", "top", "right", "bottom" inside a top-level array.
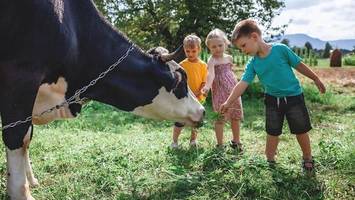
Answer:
[{"left": 171, "top": 34, "right": 208, "bottom": 148}]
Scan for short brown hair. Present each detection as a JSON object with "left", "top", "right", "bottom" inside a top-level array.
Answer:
[
  {"left": 183, "top": 34, "right": 201, "bottom": 49},
  {"left": 231, "top": 19, "right": 261, "bottom": 43}
]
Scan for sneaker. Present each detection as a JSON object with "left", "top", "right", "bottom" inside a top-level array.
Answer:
[
  {"left": 302, "top": 158, "right": 315, "bottom": 173},
  {"left": 189, "top": 140, "right": 197, "bottom": 147},
  {"left": 229, "top": 141, "right": 243, "bottom": 152},
  {"left": 170, "top": 142, "right": 179, "bottom": 149}
]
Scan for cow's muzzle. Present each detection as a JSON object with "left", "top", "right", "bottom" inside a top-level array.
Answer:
[{"left": 187, "top": 108, "right": 205, "bottom": 128}]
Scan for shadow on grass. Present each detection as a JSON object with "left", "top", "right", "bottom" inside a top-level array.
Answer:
[
  {"left": 147, "top": 148, "right": 326, "bottom": 199},
  {"left": 147, "top": 147, "right": 245, "bottom": 199},
  {"left": 268, "top": 164, "right": 325, "bottom": 200}
]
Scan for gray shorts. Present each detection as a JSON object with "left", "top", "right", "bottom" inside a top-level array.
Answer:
[{"left": 264, "top": 93, "right": 312, "bottom": 136}]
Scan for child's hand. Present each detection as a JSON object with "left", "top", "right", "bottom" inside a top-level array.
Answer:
[
  {"left": 201, "top": 86, "right": 209, "bottom": 96},
  {"left": 219, "top": 101, "right": 230, "bottom": 114},
  {"left": 194, "top": 91, "right": 201, "bottom": 98},
  {"left": 314, "top": 78, "right": 326, "bottom": 93}
]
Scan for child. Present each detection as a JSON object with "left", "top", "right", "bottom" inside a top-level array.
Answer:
[
  {"left": 171, "top": 34, "right": 208, "bottom": 148},
  {"left": 220, "top": 19, "right": 326, "bottom": 171},
  {"left": 201, "top": 29, "right": 243, "bottom": 151}
]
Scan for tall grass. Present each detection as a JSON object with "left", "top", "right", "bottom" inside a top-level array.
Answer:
[{"left": 0, "top": 82, "right": 354, "bottom": 199}]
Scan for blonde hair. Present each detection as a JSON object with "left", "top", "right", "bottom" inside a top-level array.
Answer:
[
  {"left": 205, "top": 28, "right": 230, "bottom": 47},
  {"left": 231, "top": 19, "right": 261, "bottom": 43},
  {"left": 183, "top": 34, "right": 202, "bottom": 49}
]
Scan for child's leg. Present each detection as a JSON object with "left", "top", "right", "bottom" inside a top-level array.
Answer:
[
  {"left": 265, "top": 134, "right": 279, "bottom": 161},
  {"left": 214, "top": 120, "right": 224, "bottom": 145},
  {"left": 296, "top": 132, "right": 312, "bottom": 160},
  {"left": 231, "top": 119, "right": 241, "bottom": 143},
  {"left": 172, "top": 123, "right": 184, "bottom": 143},
  {"left": 190, "top": 128, "right": 197, "bottom": 142}
]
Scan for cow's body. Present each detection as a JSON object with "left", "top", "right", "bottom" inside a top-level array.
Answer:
[{"left": 0, "top": 0, "right": 204, "bottom": 199}]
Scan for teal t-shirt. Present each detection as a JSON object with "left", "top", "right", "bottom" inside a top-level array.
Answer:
[{"left": 241, "top": 43, "right": 302, "bottom": 97}]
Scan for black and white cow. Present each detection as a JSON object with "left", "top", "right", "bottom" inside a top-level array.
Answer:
[{"left": 0, "top": 0, "right": 204, "bottom": 199}]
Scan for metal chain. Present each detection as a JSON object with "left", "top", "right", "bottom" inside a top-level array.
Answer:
[{"left": 2, "top": 45, "right": 135, "bottom": 130}]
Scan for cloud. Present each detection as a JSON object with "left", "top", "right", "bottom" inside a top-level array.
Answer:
[
  {"left": 272, "top": 0, "right": 355, "bottom": 40},
  {"left": 291, "top": 19, "right": 309, "bottom": 25},
  {"left": 284, "top": 0, "right": 323, "bottom": 10}
]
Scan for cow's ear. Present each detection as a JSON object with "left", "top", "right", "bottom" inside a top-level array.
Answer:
[{"left": 160, "top": 45, "right": 184, "bottom": 62}]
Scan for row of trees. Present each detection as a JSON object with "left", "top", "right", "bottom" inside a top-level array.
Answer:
[
  {"left": 281, "top": 39, "right": 334, "bottom": 58},
  {"left": 94, "top": 0, "right": 285, "bottom": 50}
]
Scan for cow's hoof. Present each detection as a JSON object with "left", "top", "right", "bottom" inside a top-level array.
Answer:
[{"left": 29, "top": 178, "right": 39, "bottom": 187}]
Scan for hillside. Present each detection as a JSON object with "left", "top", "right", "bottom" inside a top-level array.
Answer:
[{"left": 280, "top": 34, "right": 355, "bottom": 50}]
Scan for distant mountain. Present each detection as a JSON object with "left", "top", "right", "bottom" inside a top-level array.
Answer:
[{"left": 279, "top": 34, "right": 355, "bottom": 50}]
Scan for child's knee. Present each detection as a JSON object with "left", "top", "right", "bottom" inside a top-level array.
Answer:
[{"left": 215, "top": 120, "right": 224, "bottom": 125}]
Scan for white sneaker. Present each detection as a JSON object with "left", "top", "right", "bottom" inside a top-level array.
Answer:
[
  {"left": 171, "top": 142, "right": 179, "bottom": 149},
  {"left": 189, "top": 140, "right": 197, "bottom": 147}
]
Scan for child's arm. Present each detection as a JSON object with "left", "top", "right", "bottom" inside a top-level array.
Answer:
[
  {"left": 201, "top": 59, "right": 215, "bottom": 94},
  {"left": 220, "top": 80, "right": 249, "bottom": 114},
  {"left": 295, "top": 62, "right": 326, "bottom": 93}
]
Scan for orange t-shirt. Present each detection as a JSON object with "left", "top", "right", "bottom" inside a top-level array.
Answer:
[{"left": 179, "top": 59, "right": 208, "bottom": 101}]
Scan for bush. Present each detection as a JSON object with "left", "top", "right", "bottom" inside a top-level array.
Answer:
[
  {"left": 303, "top": 84, "right": 334, "bottom": 104},
  {"left": 343, "top": 54, "right": 355, "bottom": 66},
  {"left": 243, "top": 81, "right": 264, "bottom": 99}
]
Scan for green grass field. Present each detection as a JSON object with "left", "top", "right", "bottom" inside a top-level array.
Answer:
[
  {"left": 273, "top": 57, "right": 355, "bottom": 68},
  {"left": 1, "top": 81, "right": 354, "bottom": 199}
]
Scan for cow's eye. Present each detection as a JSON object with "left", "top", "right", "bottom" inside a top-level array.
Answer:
[{"left": 172, "top": 69, "right": 188, "bottom": 99}]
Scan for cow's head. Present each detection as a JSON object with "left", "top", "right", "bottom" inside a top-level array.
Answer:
[
  {"left": 141, "top": 46, "right": 205, "bottom": 126},
  {"left": 88, "top": 45, "right": 205, "bottom": 127}
]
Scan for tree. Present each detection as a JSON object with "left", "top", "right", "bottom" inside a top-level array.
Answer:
[
  {"left": 304, "top": 41, "right": 313, "bottom": 57},
  {"left": 323, "top": 42, "right": 333, "bottom": 58},
  {"left": 94, "top": 0, "right": 285, "bottom": 50},
  {"left": 281, "top": 38, "right": 290, "bottom": 47},
  {"left": 304, "top": 41, "right": 312, "bottom": 51}
]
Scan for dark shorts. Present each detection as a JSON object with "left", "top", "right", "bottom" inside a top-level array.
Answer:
[
  {"left": 264, "top": 93, "right": 312, "bottom": 136},
  {"left": 174, "top": 122, "right": 185, "bottom": 128}
]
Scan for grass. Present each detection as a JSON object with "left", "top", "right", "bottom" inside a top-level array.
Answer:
[
  {"left": 0, "top": 81, "right": 354, "bottom": 199},
  {"left": 315, "top": 58, "right": 355, "bottom": 68}
]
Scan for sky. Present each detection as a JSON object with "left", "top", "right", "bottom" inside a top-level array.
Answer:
[{"left": 271, "top": 0, "right": 355, "bottom": 41}]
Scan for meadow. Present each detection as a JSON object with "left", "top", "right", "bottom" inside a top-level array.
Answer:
[{"left": 0, "top": 69, "right": 354, "bottom": 199}]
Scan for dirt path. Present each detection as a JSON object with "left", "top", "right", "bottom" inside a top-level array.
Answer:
[
  {"left": 313, "top": 68, "right": 355, "bottom": 86},
  {"left": 310, "top": 68, "right": 355, "bottom": 94}
]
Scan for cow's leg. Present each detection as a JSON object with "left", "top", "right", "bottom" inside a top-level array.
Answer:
[
  {"left": 4, "top": 123, "right": 37, "bottom": 200},
  {"left": 1, "top": 70, "right": 41, "bottom": 200},
  {"left": 24, "top": 125, "right": 39, "bottom": 187},
  {"left": 6, "top": 146, "right": 34, "bottom": 200}
]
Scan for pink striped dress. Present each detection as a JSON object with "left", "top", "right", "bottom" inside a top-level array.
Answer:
[{"left": 211, "top": 62, "right": 243, "bottom": 120}]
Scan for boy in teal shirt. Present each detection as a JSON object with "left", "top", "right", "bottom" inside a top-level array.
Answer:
[{"left": 221, "top": 19, "right": 326, "bottom": 171}]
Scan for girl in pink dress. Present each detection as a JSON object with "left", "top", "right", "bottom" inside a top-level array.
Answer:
[{"left": 201, "top": 29, "right": 243, "bottom": 150}]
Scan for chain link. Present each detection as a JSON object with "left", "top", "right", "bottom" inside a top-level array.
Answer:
[{"left": 2, "top": 45, "right": 135, "bottom": 130}]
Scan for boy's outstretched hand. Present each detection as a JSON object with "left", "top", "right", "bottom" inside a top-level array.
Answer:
[{"left": 314, "top": 78, "right": 326, "bottom": 93}]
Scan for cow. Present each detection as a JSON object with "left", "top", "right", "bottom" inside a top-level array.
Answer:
[{"left": 0, "top": 0, "right": 205, "bottom": 199}]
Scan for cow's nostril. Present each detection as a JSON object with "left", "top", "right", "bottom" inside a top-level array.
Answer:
[{"left": 203, "top": 110, "right": 206, "bottom": 116}]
